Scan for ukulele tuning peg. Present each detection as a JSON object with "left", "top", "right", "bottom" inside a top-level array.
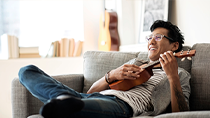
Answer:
[
  {"left": 181, "top": 57, "right": 186, "bottom": 61},
  {"left": 180, "top": 50, "right": 184, "bottom": 55},
  {"left": 187, "top": 57, "right": 192, "bottom": 60},
  {"left": 187, "top": 49, "right": 191, "bottom": 54}
]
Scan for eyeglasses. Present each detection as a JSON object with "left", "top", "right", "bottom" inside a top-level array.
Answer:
[{"left": 145, "top": 34, "right": 174, "bottom": 42}]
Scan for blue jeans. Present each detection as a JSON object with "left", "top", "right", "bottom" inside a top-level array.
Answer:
[{"left": 19, "top": 65, "right": 133, "bottom": 118}]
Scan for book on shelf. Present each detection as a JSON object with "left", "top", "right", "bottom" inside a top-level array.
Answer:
[
  {"left": 68, "top": 38, "right": 75, "bottom": 57},
  {"left": 55, "top": 40, "right": 60, "bottom": 57},
  {"left": 73, "top": 40, "right": 83, "bottom": 57},
  {"left": 59, "top": 38, "right": 76, "bottom": 57},
  {"left": 19, "top": 53, "right": 41, "bottom": 58},
  {"left": 0, "top": 34, "right": 19, "bottom": 59},
  {"left": 19, "top": 47, "right": 39, "bottom": 54},
  {"left": 60, "top": 38, "right": 69, "bottom": 57},
  {"left": 45, "top": 41, "right": 60, "bottom": 58},
  {"left": 19, "top": 46, "right": 41, "bottom": 58},
  {"left": 45, "top": 38, "right": 83, "bottom": 58},
  {"left": 45, "top": 42, "right": 54, "bottom": 58},
  {"left": 46, "top": 38, "right": 76, "bottom": 58}
]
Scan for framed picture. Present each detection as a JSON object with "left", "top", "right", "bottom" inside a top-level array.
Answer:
[{"left": 139, "top": 0, "right": 169, "bottom": 43}]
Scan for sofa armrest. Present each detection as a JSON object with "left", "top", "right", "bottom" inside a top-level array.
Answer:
[
  {"left": 11, "top": 74, "right": 84, "bottom": 118},
  {"left": 52, "top": 74, "right": 84, "bottom": 93}
]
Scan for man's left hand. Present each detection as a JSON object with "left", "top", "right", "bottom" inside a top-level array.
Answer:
[{"left": 159, "top": 51, "right": 179, "bottom": 81}]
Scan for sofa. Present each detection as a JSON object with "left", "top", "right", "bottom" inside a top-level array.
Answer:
[{"left": 11, "top": 43, "right": 210, "bottom": 118}]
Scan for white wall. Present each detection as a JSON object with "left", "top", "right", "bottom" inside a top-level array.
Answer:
[
  {"left": 169, "top": 0, "right": 210, "bottom": 47},
  {"left": 117, "top": 0, "right": 142, "bottom": 45},
  {"left": 83, "top": 0, "right": 103, "bottom": 52},
  {"left": 121, "top": 0, "right": 210, "bottom": 51},
  {"left": 82, "top": 0, "right": 142, "bottom": 50},
  {"left": 0, "top": 1, "right": 103, "bottom": 118},
  {"left": 119, "top": 0, "right": 136, "bottom": 45}
]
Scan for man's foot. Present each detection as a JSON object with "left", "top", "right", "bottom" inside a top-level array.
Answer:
[{"left": 39, "top": 97, "right": 84, "bottom": 118}]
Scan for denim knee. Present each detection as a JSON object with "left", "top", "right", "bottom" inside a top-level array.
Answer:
[{"left": 18, "top": 65, "right": 38, "bottom": 83}]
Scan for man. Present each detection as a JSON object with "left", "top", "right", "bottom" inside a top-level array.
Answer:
[{"left": 19, "top": 20, "right": 190, "bottom": 118}]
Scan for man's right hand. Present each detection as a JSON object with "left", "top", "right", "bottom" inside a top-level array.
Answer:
[
  {"left": 108, "top": 64, "right": 141, "bottom": 83},
  {"left": 87, "top": 64, "right": 141, "bottom": 94}
]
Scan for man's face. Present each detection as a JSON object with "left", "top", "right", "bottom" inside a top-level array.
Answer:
[{"left": 147, "top": 27, "right": 176, "bottom": 61}]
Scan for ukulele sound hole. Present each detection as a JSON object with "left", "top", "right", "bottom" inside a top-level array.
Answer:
[{"left": 101, "top": 41, "right": 106, "bottom": 45}]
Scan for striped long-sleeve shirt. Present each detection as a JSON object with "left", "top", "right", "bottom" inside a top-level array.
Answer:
[{"left": 100, "top": 68, "right": 166, "bottom": 116}]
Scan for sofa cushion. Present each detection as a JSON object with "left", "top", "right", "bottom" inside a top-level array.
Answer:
[
  {"left": 190, "top": 43, "right": 210, "bottom": 110},
  {"left": 154, "top": 111, "right": 210, "bottom": 118},
  {"left": 137, "top": 51, "right": 150, "bottom": 61},
  {"left": 83, "top": 51, "right": 140, "bottom": 93}
]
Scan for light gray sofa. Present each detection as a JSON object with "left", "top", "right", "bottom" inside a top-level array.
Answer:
[{"left": 11, "top": 43, "right": 210, "bottom": 118}]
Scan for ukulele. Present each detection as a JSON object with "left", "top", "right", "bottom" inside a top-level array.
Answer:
[
  {"left": 109, "top": 49, "right": 196, "bottom": 91},
  {"left": 98, "top": 1, "right": 120, "bottom": 51}
]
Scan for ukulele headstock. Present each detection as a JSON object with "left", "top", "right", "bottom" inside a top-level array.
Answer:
[{"left": 174, "top": 49, "right": 196, "bottom": 61}]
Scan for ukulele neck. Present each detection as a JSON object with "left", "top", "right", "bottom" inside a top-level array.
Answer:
[
  {"left": 141, "top": 49, "right": 196, "bottom": 69},
  {"left": 142, "top": 60, "right": 160, "bottom": 69}
]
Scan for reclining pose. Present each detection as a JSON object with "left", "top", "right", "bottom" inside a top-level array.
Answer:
[{"left": 19, "top": 20, "right": 190, "bottom": 118}]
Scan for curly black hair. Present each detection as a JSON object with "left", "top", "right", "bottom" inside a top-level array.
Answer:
[{"left": 150, "top": 20, "right": 184, "bottom": 52}]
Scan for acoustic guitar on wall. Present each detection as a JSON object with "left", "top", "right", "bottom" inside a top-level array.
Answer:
[
  {"left": 109, "top": 49, "right": 196, "bottom": 91},
  {"left": 98, "top": 1, "right": 120, "bottom": 51}
]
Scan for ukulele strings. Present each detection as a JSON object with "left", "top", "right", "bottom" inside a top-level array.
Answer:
[{"left": 142, "top": 60, "right": 160, "bottom": 69}]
